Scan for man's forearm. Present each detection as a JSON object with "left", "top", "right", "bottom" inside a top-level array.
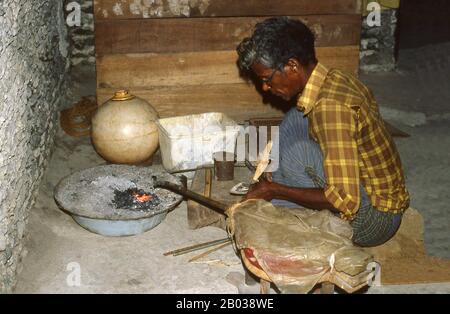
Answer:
[{"left": 271, "top": 182, "right": 339, "bottom": 213}]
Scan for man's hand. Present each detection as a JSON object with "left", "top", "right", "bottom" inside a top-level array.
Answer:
[
  {"left": 243, "top": 180, "right": 339, "bottom": 213},
  {"left": 243, "top": 179, "right": 274, "bottom": 201},
  {"left": 264, "top": 172, "right": 273, "bottom": 182}
]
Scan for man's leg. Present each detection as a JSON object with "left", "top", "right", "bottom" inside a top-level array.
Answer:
[
  {"left": 271, "top": 108, "right": 324, "bottom": 207},
  {"left": 271, "top": 140, "right": 325, "bottom": 207},
  {"left": 350, "top": 204, "right": 403, "bottom": 247}
]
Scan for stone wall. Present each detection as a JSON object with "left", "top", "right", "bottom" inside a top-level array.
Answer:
[
  {"left": 64, "top": 0, "right": 95, "bottom": 66},
  {"left": 360, "top": 8, "right": 398, "bottom": 72},
  {"left": 0, "top": 0, "right": 69, "bottom": 293}
]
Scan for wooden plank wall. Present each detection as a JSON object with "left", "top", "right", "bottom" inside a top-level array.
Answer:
[{"left": 94, "top": 0, "right": 362, "bottom": 121}]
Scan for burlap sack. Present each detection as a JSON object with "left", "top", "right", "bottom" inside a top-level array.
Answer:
[{"left": 226, "top": 199, "right": 374, "bottom": 293}]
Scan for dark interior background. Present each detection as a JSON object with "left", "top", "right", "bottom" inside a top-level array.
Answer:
[{"left": 398, "top": 0, "right": 450, "bottom": 49}]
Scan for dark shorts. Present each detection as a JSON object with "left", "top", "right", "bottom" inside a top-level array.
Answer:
[{"left": 270, "top": 108, "right": 402, "bottom": 247}]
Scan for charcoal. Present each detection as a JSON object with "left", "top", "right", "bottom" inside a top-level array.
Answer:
[{"left": 113, "top": 188, "right": 161, "bottom": 211}]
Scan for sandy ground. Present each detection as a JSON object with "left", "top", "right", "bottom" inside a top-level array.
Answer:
[
  {"left": 14, "top": 43, "right": 450, "bottom": 293},
  {"left": 14, "top": 129, "right": 244, "bottom": 293}
]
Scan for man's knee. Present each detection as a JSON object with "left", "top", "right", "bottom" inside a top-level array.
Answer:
[{"left": 351, "top": 210, "right": 402, "bottom": 247}]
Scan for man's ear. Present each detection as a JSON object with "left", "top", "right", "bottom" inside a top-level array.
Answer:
[{"left": 286, "top": 58, "right": 301, "bottom": 73}]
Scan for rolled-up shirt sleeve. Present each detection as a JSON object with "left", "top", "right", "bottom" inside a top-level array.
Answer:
[{"left": 310, "top": 100, "right": 361, "bottom": 218}]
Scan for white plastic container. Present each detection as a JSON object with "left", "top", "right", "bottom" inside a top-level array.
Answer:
[{"left": 156, "top": 112, "right": 241, "bottom": 172}]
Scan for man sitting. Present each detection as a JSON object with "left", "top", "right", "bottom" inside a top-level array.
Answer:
[{"left": 237, "top": 17, "right": 409, "bottom": 247}]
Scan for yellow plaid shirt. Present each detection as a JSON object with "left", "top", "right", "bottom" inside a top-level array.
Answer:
[{"left": 298, "top": 63, "right": 410, "bottom": 219}]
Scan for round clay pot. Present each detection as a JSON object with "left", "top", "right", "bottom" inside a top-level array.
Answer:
[{"left": 91, "top": 90, "right": 159, "bottom": 164}]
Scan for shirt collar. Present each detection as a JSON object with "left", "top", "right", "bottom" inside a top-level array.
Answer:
[{"left": 297, "top": 63, "right": 329, "bottom": 115}]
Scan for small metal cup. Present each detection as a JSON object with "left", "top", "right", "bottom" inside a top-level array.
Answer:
[{"left": 213, "top": 151, "right": 235, "bottom": 181}]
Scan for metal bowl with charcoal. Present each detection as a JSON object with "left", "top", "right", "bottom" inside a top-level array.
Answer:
[{"left": 54, "top": 165, "right": 183, "bottom": 236}]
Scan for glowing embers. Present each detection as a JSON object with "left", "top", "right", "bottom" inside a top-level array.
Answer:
[{"left": 113, "top": 188, "right": 161, "bottom": 211}]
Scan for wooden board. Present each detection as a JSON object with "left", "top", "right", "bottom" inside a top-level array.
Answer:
[
  {"left": 96, "top": 47, "right": 359, "bottom": 120},
  {"left": 95, "top": 15, "right": 361, "bottom": 55},
  {"left": 97, "top": 51, "right": 247, "bottom": 88},
  {"left": 97, "top": 83, "right": 285, "bottom": 121},
  {"left": 94, "top": 0, "right": 361, "bottom": 20},
  {"left": 96, "top": 46, "right": 360, "bottom": 89}
]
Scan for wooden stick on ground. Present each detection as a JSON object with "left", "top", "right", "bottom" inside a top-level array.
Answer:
[
  {"left": 163, "top": 237, "right": 230, "bottom": 256},
  {"left": 188, "top": 240, "right": 232, "bottom": 263}
]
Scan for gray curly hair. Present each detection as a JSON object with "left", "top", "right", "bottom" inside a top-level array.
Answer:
[{"left": 237, "top": 17, "right": 317, "bottom": 72}]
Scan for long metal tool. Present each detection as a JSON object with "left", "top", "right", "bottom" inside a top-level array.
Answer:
[
  {"left": 152, "top": 176, "right": 229, "bottom": 215},
  {"left": 164, "top": 237, "right": 231, "bottom": 256},
  {"left": 188, "top": 241, "right": 232, "bottom": 262}
]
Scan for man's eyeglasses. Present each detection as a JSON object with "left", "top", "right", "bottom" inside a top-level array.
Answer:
[{"left": 261, "top": 69, "right": 278, "bottom": 87}]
